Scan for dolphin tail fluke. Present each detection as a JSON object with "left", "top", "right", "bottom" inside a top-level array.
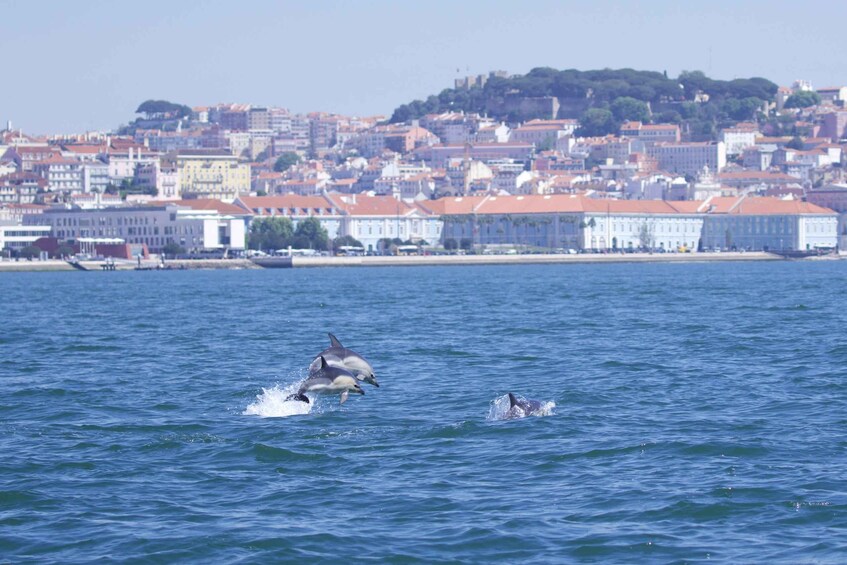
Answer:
[
  {"left": 508, "top": 393, "right": 518, "bottom": 408},
  {"left": 328, "top": 333, "right": 343, "bottom": 348},
  {"left": 286, "top": 393, "right": 310, "bottom": 404}
]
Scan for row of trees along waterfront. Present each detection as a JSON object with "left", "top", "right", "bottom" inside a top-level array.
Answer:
[{"left": 249, "top": 217, "right": 368, "bottom": 252}]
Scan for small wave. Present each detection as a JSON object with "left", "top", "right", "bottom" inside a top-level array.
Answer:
[
  {"left": 486, "top": 394, "right": 555, "bottom": 421},
  {"left": 765, "top": 304, "right": 813, "bottom": 312},
  {"left": 243, "top": 383, "right": 312, "bottom": 418},
  {"left": 61, "top": 344, "right": 123, "bottom": 352}
]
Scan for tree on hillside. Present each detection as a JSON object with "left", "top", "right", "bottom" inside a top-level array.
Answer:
[
  {"left": 575, "top": 108, "right": 617, "bottom": 137},
  {"left": 610, "top": 97, "right": 651, "bottom": 122},
  {"left": 784, "top": 91, "right": 821, "bottom": 109},
  {"left": 136, "top": 100, "right": 192, "bottom": 119},
  {"left": 678, "top": 70, "right": 711, "bottom": 100},
  {"left": 656, "top": 110, "right": 683, "bottom": 124},
  {"left": 592, "top": 79, "right": 631, "bottom": 101},
  {"left": 274, "top": 152, "right": 301, "bottom": 173},
  {"left": 721, "top": 97, "right": 764, "bottom": 121},
  {"left": 725, "top": 78, "right": 778, "bottom": 101},
  {"left": 386, "top": 67, "right": 779, "bottom": 143},
  {"left": 786, "top": 136, "right": 805, "bottom": 150}
]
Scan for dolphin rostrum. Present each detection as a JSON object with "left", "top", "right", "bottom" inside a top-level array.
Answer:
[
  {"left": 289, "top": 356, "right": 365, "bottom": 404},
  {"left": 309, "top": 333, "right": 379, "bottom": 387}
]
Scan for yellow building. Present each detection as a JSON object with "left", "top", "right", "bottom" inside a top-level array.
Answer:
[{"left": 177, "top": 150, "right": 250, "bottom": 202}]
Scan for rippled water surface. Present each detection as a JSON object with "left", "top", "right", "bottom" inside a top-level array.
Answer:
[{"left": 2, "top": 262, "right": 847, "bottom": 563}]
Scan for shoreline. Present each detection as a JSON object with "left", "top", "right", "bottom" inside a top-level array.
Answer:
[
  {"left": 0, "top": 251, "right": 826, "bottom": 272},
  {"left": 286, "top": 251, "right": 787, "bottom": 268},
  {"left": 0, "top": 258, "right": 260, "bottom": 272}
]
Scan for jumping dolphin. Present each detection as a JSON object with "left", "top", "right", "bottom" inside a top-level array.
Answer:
[
  {"left": 506, "top": 393, "right": 544, "bottom": 418},
  {"left": 309, "top": 333, "right": 379, "bottom": 387},
  {"left": 288, "top": 356, "right": 365, "bottom": 404}
]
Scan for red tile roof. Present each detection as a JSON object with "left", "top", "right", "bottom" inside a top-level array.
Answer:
[
  {"left": 237, "top": 194, "right": 335, "bottom": 214},
  {"left": 702, "top": 196, "right": 833, "bottom": 215},
  {"left": 718, "top": 171, "right": 799, "bottom": 181},
  {"left": 61, "top": 144, "right": 105, "bottom": 154},
  {"left": 417, "top": 196, "right": 487, "bottom": 215},
  {"left": 330, "top": 194, "right": 417, "bottom": 216},
  {"left": 152, "top": 199, "right": 249, "bottom": 215}
]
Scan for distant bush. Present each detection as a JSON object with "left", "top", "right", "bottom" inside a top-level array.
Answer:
[
  {"left": 19, "top": 245, "right": 42, "bottom": 259},
  {"left": 784, "top": 91, "right": 821, "bottom": 109}
]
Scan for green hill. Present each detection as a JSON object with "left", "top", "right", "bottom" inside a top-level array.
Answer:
[{"left": 390, "top": 68, "right": 778, "bottom": 138}]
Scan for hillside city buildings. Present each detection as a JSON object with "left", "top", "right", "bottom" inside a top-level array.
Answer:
[{"left": 3, "top": 76, "right": 847, "bottom": 258}]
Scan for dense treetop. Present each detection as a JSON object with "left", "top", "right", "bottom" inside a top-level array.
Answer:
[
  {"left": 136, "top": 100, "right": 192, "bottom": 118},
  {"left": 784, "top": 90, "right": 821, "bottom": 109},
  {"left": 273, "top": 152, "right": 301, "bottom": 173},
  {"left": 389, "top": 67, "right": 779, "bottom": 134}
]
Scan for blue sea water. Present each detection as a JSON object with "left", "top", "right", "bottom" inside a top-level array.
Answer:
[{"left": 2, "top": 261, "right": 847, "bottom": 563}]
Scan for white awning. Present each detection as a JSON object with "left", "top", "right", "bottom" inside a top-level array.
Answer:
[{"left": 77, "top": 237, "right": 125, "bottom": 244}]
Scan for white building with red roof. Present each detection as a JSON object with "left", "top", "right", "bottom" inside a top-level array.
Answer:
[
  {"left": 427, "top": 194, "right": 697, "bottom": 250},
  {"left": 511, "top": 119, "right": 578, "bottom": 146},
  {"left": 619, "top": 122, "right": 681, "bottom": 144},
  {"left": 717, "top": 170, "right": 801, "bottom": 189},
  {"left": 647, "top": 142, "right": 727, "bottom": 175},
  {"left": 413, "top": 143, "right": 534, "bottom": 168},
  {"left": 0, "top": 172, "right": 46, "bottom": 204},
  {"left": 236, "top": 194, "right": 344, "bottom": 241},
  {"left": 105, "top": 142, "right": 160, "bottom": 182},
  {"left": 330, "top": 194, "right": 441, "bottom": 248},
  {"left": 720, "top": 125, "right": 760, "bottom": 156},
  {"left": 31, "top": 156, "right": 85, "bottom": 193},
  {"left": 700, "top": 195, "right": 837, "bottom": 251},
  {"left": 235, "top": 193, "right": 442, "bottom": 251},
  {"left": 2, "top": 145, "right": 62, "bottom": 171},
  {"left": 425, "top": 193, "right": 836, "bottom": 252}
]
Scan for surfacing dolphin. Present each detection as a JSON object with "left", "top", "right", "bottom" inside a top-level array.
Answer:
[
  {"left": 288, "top": 356, "right": 365, "bottom": 405},
  {"left": 309, "top": 333, "right": 379, "bottom": 387},
  {"left": 506, "top": 393, "right": 545, "bottom": 419}
]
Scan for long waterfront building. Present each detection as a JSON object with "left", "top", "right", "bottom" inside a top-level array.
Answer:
[
  {"left": 23, "top": 202, "right": 246, "bottom": 253},
  {"left": 426, "top": 193, "right": 837, "bottom": 252}
]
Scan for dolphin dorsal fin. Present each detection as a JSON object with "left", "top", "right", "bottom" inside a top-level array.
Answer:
[
  {"left": 328, "top": 333, "right": 343, "bottom": 348},
  {"left": 508, "top": 393, "right": 518, "bottom": 408},
  {"left": 320, "top": 355, "right": 329, "bottom": 369}
]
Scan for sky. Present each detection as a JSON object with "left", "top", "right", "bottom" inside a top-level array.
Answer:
[{"left": 2, "top": 0, "right": 847, "bottom": 135}]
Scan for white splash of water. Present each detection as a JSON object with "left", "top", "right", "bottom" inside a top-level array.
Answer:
[
  {"left": 487, "top": 394, "right": 556, "bottom": 421},
  {"left": 243, "top": 382, "right": 313, "bottom": 418}
]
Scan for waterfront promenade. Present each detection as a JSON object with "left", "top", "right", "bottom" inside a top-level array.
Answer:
[
  {"left": 0, "top": 251, "right": 798, "bottom": 272},
  {"left": 287, "top": 250, "right": 784, "bottom": 268}
]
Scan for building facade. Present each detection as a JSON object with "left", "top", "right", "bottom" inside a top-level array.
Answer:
[
  {"left": 428, "top": 194, "right": 835, "bottom": 252},
  {"left": 26, "top": 204, "right": 246, "bottom": 253},
  {"left": 236, "top": 193, "right": 442, "bottom": 251},
  {"left": 647, "top": 142, "right": 727, "bottom": 175},
  {"left": 700, "top": 196, "right": 837, "bottom": 251},
  {"left": 177, "top": 150, "right": 250, "bottom": 202}
]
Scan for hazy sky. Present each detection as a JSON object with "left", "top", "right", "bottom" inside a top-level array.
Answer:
[{"left": 2, "top": 0, "right": 847, "bottom": 134}]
